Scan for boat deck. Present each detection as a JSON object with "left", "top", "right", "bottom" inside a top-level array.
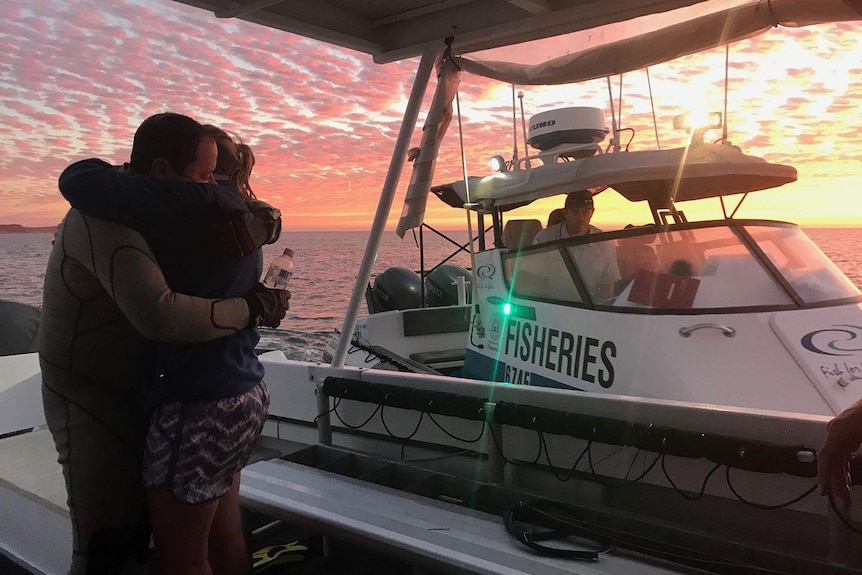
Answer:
[
  {"left": 0, "top": 428, "right": 412, "bottom": 575},
  {"left": 0, "top": 428, "right": 70, "bottom": 575}
]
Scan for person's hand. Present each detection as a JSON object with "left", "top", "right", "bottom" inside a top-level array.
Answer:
[
  {"left": 818, "top": 399, "right": 862, "bottom": 507},
  {"left": 243, "top": 283, "right": 290, "bottom": 328}
]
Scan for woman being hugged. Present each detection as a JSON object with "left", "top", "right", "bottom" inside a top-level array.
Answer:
[
  {"left": 141, "top": 124, "right": 281, "bottom": 575},
  {"left": 58, "top": 114, "right": 287, "bottom": 574}
]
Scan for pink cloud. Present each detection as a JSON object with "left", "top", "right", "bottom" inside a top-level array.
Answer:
[{"left": 0, "top": 1, "right": 861, "bottom": 228}]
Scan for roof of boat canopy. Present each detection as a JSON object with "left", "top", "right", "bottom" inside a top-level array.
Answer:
[
  {"left": 430, "top": 143, "right": 798, "bottom": 212},
  {"left": 173, "top": 0, "right": 861, "bottom": 67},
  {"left": 173, "top": 0, "right": 721, "bottom": 64},
  {"left": 452, "top": 0, "right": 862, "bottom": 85}
]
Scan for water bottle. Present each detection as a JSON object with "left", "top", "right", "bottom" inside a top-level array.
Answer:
[{"left": 263, "top": 248, "right": 294, "bottom": 289}]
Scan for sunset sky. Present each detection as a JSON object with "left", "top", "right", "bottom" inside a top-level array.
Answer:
[{"left": 1, "top": 1, "right": 861, "bottom": 232}]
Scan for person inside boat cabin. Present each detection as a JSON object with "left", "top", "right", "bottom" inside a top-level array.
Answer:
[
  {"left": 42, "top": 113, "right": 287, "bottom": 575},
  {"left": 531, "top": 189, "right": 621, "bottom": 302}
]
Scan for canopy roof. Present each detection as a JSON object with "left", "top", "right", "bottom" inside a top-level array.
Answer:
[
  {"left": 455, "top": 0, "right": 862, "bottom": 84},
  {"left": 431, "top": 143, "right": 798, "bottom": 212},
  {"left": 173, "top": 0, "right": 714, "bottom": 63},
  {"left": 175, "top": 0, "right": 860, "bottom": 66}
]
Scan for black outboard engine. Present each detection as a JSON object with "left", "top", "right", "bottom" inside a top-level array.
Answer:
[
  {"left": 367, "top": 267, "right": 423, "bottom": 313},
  {"left": 424, "top": 264, "right": 472, "bottom": 307}
]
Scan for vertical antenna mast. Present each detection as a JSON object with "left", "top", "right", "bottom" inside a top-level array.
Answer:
[
  {"left": 605, "top": 77, "right": 620, "bottom": 153},
  {"left": 723, "top": 43, "right": 730, "bottom": 143},
  {"left": 518, "top": 91, "right": 531, "bottom": 169},
  {"left": 511, "top": 85, "right": 519, "bottom": 170}
]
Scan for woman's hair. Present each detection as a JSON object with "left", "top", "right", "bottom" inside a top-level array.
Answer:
[
  {"left": 203, "top": 125, "right": 256, "bottom": 199},
  {"left": 129, "top": 112, "right": 205, "bottom": 176}
]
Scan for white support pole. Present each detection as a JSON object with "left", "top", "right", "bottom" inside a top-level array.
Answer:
[{"left": 330, "top": 50, "right": 437, "bottom": 368}]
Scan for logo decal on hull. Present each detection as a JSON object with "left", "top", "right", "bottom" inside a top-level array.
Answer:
[
  {"left": 477, "top": 264, "right": 496, "bottom": 279},
  {"left": 801, "top": 325, "right": 862, "bottom": 356}
]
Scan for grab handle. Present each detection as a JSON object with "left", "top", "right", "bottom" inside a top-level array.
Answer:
[{"left": 679, "top": 323, "right": 736, "bottom": 338}]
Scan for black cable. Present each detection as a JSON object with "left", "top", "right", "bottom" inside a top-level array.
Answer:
[
  {"left": 503, "top": 501, "right": 607, "bottom": 561},
  {"left": 313, "top": 396, "right": 341, "bottom": 423},
  {"left": 661, "top": 455, "right": 721, "bottom": 501},
  {"left": 518, "top": 501, "right": 792, "bottom": 575},
  {"left": 538, "top": 432, "right": 590, "bottom": 482},
  {"left": 426, "top": 412, "right": 484, "bottom": 443},
  {"left": 486, "top": 420, "right": 543, "bottom": 467},
  {"left": 724, "top": 467, "right": 817, "bottom": 510},
  {"left": 380, "top": 405, "right": 424, "bottom": 441},
  {"left": 586, "top": 441, "right": 662, "bottom": 488},
  {"left": 332, "top": 400, "right": 380, "bottom": 430}
]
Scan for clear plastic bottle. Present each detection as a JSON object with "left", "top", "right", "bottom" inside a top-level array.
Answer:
[{"left": 262, "top": 248, "right": 294, "bottom": 289}]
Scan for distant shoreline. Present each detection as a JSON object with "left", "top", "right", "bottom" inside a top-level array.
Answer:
[{"left": 0, "top": 224, "right": 57, "bottom": 234}]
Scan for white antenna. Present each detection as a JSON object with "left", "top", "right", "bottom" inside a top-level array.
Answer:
[
  {"left": 518, "top": 91, "right": 531, "bottom": 169},
  {"left": 605, "top": 77, "right": 621, "bottom": 153},
  {"left": 511, "top": 85, "right": 519, "bottom": 170},
  {"left": 723, "top": 43, "right": 730, "bottom": 143}
]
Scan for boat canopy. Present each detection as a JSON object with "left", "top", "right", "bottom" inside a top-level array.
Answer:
[
  {"left": 454, "top": 0, "right": 862, "bottom": 85},
  {"left": 395, "top": 0, "right": 860, "bottom": 235},
  {"left": 173, "top": 0, "right": 720, "bottom": 64},
  {"left": 174, "top": 0, "right": 860, "bottom": 66},
  {"left": 431, "top": 143, "right": 797, "bottom": 212}
]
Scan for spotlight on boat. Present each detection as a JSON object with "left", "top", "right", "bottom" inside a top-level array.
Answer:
[
  {"left": 673, "top": 111, "right": 722, "bottom": 131},
  {"left": 673, "top": 111, "right": 722, "bottom": 145},
  {"left": 489, "top": 155, "right": 507, "bottom": 172}
]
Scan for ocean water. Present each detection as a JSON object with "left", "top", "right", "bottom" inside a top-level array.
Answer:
[
  {"left": 0, "top": 230, "right": 474, "bottom": 361},
  {"left": 1, "top": 227, "right": 859, "bottom": 360}
]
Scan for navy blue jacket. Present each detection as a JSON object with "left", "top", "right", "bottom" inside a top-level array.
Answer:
[{"left": 59, "top": 159, "right": 264, "bottom": 407}]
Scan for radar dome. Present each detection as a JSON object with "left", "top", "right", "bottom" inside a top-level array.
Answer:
[{"left": 527, "top": 107, "right": 608, "bottom": 151}]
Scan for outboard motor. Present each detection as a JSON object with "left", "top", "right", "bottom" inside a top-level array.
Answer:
[
  {"left": 367, "top": 267, "right": 423, "bottom": 313},
  {"left": 424, "top": 264, "right": 472, "bottom": 307}
]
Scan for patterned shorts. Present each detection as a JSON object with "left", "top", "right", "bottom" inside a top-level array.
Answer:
[{"left": 142, "top": 382, "right": 270, "bottom": 504}]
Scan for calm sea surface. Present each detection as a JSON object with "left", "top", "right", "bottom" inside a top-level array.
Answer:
[
  {"left": 1, "top": 228, "right": 859, "bottom": 360},
  {"left": 0, "top": 230, "right": 475, "bottom": 361}
]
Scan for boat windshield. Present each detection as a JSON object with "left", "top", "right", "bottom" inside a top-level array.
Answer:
[{"left": 502, "top": 222, "right": 860, "bottom": 311}]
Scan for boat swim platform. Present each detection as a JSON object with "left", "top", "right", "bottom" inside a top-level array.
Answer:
[{"left": 240, "top": 450, "right": 704, "bottom": 575}]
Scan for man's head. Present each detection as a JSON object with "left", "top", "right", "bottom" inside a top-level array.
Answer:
[
  {"left": 563, "top": 189, "right": 595, "bottom": 236},
  {"left": 128, "top": 112, "right": 215, "bottom": 183}
]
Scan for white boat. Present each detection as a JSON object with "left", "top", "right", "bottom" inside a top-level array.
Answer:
[{"left": 4, "top": 1, "right": 862, "bottom": 574}]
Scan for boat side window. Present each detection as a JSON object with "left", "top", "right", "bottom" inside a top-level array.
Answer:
[
  {"left": 613, "top": 226, "right": 794, "bottom": 310},
  {"left": 503, "top": 244, "right": 583, "bottom": 303},
  {"left": 746, "top": 225, "right": 860, "bottom": 304},
  {"left": 564, "top": 239, "right": 621, "bottom": 303}
]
